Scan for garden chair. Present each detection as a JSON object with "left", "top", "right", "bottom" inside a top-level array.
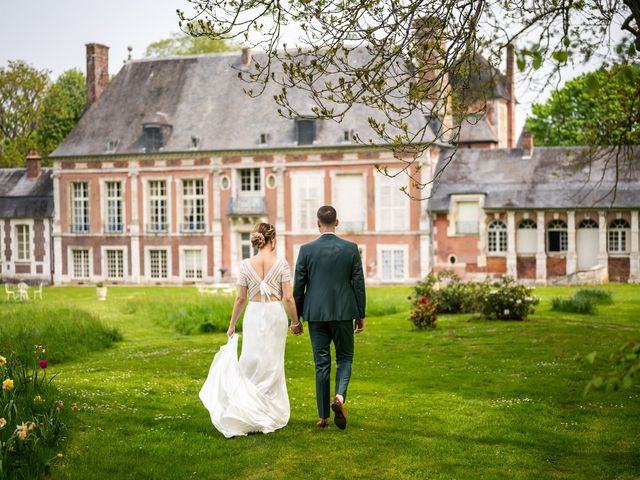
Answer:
[
  {"left": 17, "top": 282, "right": 29, "bottom": 301},
  {"left": 4, "top": 283, "right": 16, "bottom": 300},
  {"left": 33, "top": 283, "right": 43, "bottom": 300}
]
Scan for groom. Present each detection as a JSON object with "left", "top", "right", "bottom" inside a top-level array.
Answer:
[{"left": 293, "top": 205, "right": 366, "bottom": 429}]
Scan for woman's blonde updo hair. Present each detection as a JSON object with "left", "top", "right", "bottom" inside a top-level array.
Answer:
[{"left": 250, "top": 222, "right": 276, "bottom": 250}]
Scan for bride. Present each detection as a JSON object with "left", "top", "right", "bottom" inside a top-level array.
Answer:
[{"left": 199, "top": 222, "right": 303, "bottom": 438}]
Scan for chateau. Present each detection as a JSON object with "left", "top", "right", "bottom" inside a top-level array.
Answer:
[{"left": 1, "top": 43, "right": 638, "bottom": 285}]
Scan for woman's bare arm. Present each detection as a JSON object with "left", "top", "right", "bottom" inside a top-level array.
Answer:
[{"left": 227, "top": 286, "right": 248, "bottom": 336}]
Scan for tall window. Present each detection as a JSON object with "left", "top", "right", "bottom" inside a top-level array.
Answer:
[
  {"left": 183, "top": 249, "right": 203, "bottom": 279},
  {"left": 487, "top": 220, "right": 507, "bottom": 253},
  {"left": 148, "top": 180, "right": 168, "bottom": 232},
  {"left": 72, "top": 182, "right": 89, "bottom": 233},
  {"left": 15, "top": 225, "right": 30, "bottom": 261},
  {"left": 376, "top": 174, "right": 409, "bottom": 231},
  {"left": 334, "top": 174, "right": 365, "bottom": 231},
  {"left": 240, "top": 233, "right": 257, "bottom": 260},
  {"left": 149, "top": 249, "right": 168, "bottom": 279},
  {"left": 143, "top": 126, "right": 163, "bottom": 152},
  {"left": 72, "top": 249, "right": 90, "bottom": 278},
  {"left": 182, "top": 179, "right": 205, "bottom": 231},
  {"left": 292, "top": 172, "right": 324, "bottom": 232},
  {"left": 380, "top": 247, "right": 406, "bottom": 281},
  {"left": 239, "top": 169, "right": 261, "bottom": 193},
  {"left": 106, "top": 249, "right": 124, "bottom": 278},
  {"left": 608, "top": 219, "right": 630, "bottom": 253},
  {"left": 455, "top": 201, "right": 480, "bottom": 234},
  {"left": 105, "top": 181, "right": 123, "bottom": 233},
  {"left": 547, "top": 220, "right": 568, "bottom": 252},
  {"left": 516, "top": 219, "right": 537, "bottom": 254}
]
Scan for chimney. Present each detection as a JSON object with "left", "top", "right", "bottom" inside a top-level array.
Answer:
[
  {"left": 521, "top": 129, "right": 534, "bottom": 157},
  {"left": 86, "top": 43, "right": 110, "bottom": 108},
  {"left": 26, "top": 150, "right": 42, "bottom": 178},
  {"left": 506, "top": 44, "right": 516, "bottom": 148},
  {"left": 241, "top": 48, "right": 252, "bottom": 67}
]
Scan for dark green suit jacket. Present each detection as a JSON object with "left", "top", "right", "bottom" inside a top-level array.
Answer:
[{"left": 293, "top": 233, "right": 366, "bottom": 322}]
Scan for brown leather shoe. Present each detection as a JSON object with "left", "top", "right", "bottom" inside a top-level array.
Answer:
[
  {"left": 331, "top": 396, "right": 347, "bottom": 430},
  {"left": 316, "top": 418, "right": 329, "bottom": 428}
]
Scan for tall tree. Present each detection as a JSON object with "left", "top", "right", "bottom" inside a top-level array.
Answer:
[
  {"left": 178, "top": 0, "right": 640, "bottom": 194},
  {"left": 0, "top": 61, "right": 49, "bottom": 168},
  {"left": 145, "top": 32, "right": 236, "bottom": 57},
  {"left": 37, "top": 69, "right": 86, "bottom": 159},
  {"left": 526, "top": 64, "right": 640, "bottom": 147}
]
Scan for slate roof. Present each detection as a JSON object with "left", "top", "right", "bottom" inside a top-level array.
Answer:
[
  {"left": 450, "top": 54, "right": 511, "bottom": 102},
  {"left": 430, "top": 147, "right": 640, "bottom": 210},
  {"left": 457, "top": 115, "right": 499, "bottom": 144},
  {"left": 0, "top": 169, "right": 54, "bottom": 218},
  {"left": 51, "top": 49, "right": 438, "bottom": 158}
]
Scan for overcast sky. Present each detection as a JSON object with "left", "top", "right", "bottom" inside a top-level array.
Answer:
[{"left": 0, "top": 1, "right": 625, "bottom": 137}]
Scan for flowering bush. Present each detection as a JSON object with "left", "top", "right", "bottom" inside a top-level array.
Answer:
[
  {"left": 476, "top": 276, "right": 540, "bottom": 320},
  {"left": 0, "top": 345, "right": 72, "bottom": 479},
  {"left": 408, "top": 296, "right": 438, "bottom": 330}
]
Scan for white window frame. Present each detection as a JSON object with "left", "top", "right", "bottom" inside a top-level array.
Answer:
[
  {"left": 547, "top": 219, "right": 568, "bottom": 253},
  {"left": 71, "top": 181, "right": 90, "bottom": 233},
  {"left": 15, "top": 223, "right": 31, "bottom": 262},
  {"left": 448, "top": 194, "right": 485, "bottom": 236},
  {"left": 375, "top": 171, "right": 410, "bottom": 232},
  {"left": 101, "top": 246, "right": 128, "bottom": 280},
  {"left": 332, "top": 172, "right": 367, "bottom": 232},
  {"left": 487, "top": 220, "right": 508, "bottom": 254},
  {"left": 377, "top": 244, "right": 409, "bottom": 282},
  {"left": 290, "top": 170, "right": 325, "bottom": 233},
  {"left": 238, "top": 168, "right": 262, "bottom": 195},
  {"left": 180, "top": 246, "right": 207, "bottom": 280},
  {"left": 69, "top": 247, "right": 92, "bottom": 279},
  {"left": 101, "top": 179, "right": 125, "bottom": 234},
  {"left": 608, "top": 219, "right": 630, "bottom": 254},
  {"left": 145, "top": 246, "right": 171, "bottom": 280},
  {"left": 180, "top": 178, "right": 207, "bottom": 232},
  {"left": 144, "top": 178, "right": 171, "bottom": 233}
]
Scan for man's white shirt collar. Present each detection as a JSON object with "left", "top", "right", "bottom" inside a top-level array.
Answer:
[{"left": 320, "top": 232, "right": 336, "bottom": 236}]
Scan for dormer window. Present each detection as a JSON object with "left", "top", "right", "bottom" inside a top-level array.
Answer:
[
  {"left": 144, "top": 126, "right": 163, "bottom": 152},
  {"left": 190, "top": 135, "right": 200, "bottom": 150},
  {"left": 142, "top": 112, "right": 171, "bottom": 153},
  {"left": 106, "top": 139, "right": 120, "bottom": 154},
  {"left": 342, "top": 130, "right": 352, "bottom": 142},
  {"left": 296, "top": 119, "right": 315, "bottom": 145},
  {"left": 259, "top": 133, "right": 269, "bottom": 145}
]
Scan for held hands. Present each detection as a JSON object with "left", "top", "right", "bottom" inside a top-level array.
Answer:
[
  {"left": 289, "top": 320, "right": 304, "bottom": 336},
  {"left": 355, "top": 318, "right": 365, "bottom": 334}
]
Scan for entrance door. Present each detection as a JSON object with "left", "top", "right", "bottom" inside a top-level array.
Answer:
[{"left": 576, "top": 220, "right": 599, "bottom": 269}]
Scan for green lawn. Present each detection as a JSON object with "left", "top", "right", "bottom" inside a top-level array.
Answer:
[{"left": 6, "top": 284, "right": 639, "bottom": 479}]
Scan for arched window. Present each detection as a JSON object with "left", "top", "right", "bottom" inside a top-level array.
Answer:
[
  {"left": 578, "top": 219, "right": 598, "bottom": 229},
  {"left": 608, "top": 219, "right": 630, "bottom": 253},
  {"left": 487, "top": 220, "right": 507, "bottom": 253},
  {"left": 547, "top": 220, "right": 568, "bottom": 253},
  {"left": 517, "top": 219, "right": 537, "bottom": 254}
]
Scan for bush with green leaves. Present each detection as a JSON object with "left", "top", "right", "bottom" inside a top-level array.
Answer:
[
  {"left": 551, "top": 296, "right": 596, "bottom": 315},
  {"left": 574, "top": 289, "right": 614, "bottom": 305},
  {"left": 413, "top": 271, "right": 475, "bottom": 314},
  {"left": 585, "top": 341, "right": 640, "bottom": 393},
  {"left": 0, "top": 305, "right": 122, "bottom": 365},
  {"left": 408, "top": 296, "right": 438, "bottom": 330},
  {"left": 0, "top": 346, "right": 73, "bottom": 479},
  {"left": 476, "top": 276, "right": 540, "bottom": 320}
]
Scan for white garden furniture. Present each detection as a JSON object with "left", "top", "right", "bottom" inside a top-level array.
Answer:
[
  {"left": 17, "top": 282, "right": 29, "bottom": 301},
  {"left": 33, "top": 283, "right": 43, "bottom": 300},
  {"left": 4, "top": 284, "right": 16, "bottom": 300}
]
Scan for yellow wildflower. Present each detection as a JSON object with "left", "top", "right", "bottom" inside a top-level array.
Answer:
[
  {"left": 0, "top": 418, "right": 6, "bottom": 428},
  {"left": 18, "top": 429, "right": 27, "bottom": 440},
  {"left": 26, "top": 421, "right": 37, "bottom": 431},
  {"left": 2, "top": 378, "right": 14, "bottom": 391},
  {"left": 56, "top": 453, "right": 64, "bottom": 459},
  {"left": 0, "top": 356, "right": 6, "bottom": 366}
]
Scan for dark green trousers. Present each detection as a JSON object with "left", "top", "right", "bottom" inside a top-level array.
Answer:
[{"left": 308, "top": 320, "right": 354, "bottom": 419}]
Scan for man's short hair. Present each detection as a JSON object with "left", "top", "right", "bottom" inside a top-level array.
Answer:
[{"left": 317, "top": 205, "right": 337, "bottom": 226}]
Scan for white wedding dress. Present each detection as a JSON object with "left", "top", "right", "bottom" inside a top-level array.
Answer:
[{"left": 199, "top": 259, "right": 290, "bottom": 438}]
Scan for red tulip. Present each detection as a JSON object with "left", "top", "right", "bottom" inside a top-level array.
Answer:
[{"left": 39, "top": 359, "right": 48, "bottom": 369}]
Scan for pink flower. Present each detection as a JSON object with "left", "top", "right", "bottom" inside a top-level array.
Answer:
[
  {"left": 420, "top": 297, "right": 428, "bottom": 304},
  {"left": 39, "top": 359, "right": 48, "bottom": 369}
]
